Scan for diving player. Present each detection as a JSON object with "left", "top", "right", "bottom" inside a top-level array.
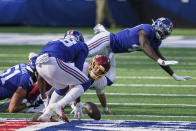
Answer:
[
  {"left": 87, "top": 17, "right": 191, "bottom": 84},
  {"left": 0, "top": 55, "right": 37, "bottom": 113},
  {"left": 36, "top": 30, "right": 91, "bottom": 122}
]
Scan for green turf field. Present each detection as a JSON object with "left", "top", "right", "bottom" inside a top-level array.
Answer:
[
  {"left": 1, "top": 26, "right": 196, "bottom": 36},
  {"left": 0, "top": 45, "right": 196, "bottom": 122}
]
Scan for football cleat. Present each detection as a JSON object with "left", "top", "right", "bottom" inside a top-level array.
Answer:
[
  {"left": 93, "top": 24, "right": 108, "bottom": 34},
  {"left": 37, "top": 114, "right": 58, "bottom": 122},
  {"left": 50, "top": 105, "right": 69, "bottom": 122}
]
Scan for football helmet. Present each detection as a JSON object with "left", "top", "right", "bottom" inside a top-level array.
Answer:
[
  {"left": 152, "top": 17, "right": 173, "bottom": 40},
  {"left": 64, "top": 30, "right": 84, "bottom": 42},
  {"left": 88, "top": 55, "right": 111, "bottom": 80},
  {"left": 26, "top": 55, "right": 37, "bottom": 73}
]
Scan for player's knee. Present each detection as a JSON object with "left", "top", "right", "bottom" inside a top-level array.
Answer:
[
  {"left": 55, "top": 86, "right": 69, "bottom": 96},
  {"left": 81, "top": 80, "right": 91, "bottom": 92}
]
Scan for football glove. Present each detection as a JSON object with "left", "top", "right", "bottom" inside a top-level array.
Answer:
[
  {"left": 172, "top": 73, "right": 192, "bottom": 81},
  {"left": 70, "top": 102, "right": 84, "bottom": 120},
  {"left": 157, "top": 58, "right": 178, "bottom": 66}
]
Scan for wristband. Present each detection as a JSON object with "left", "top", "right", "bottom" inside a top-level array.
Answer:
[
  {"left": 157, "top": 58, "right": 164, "bottom": 65},
  {"left": 26, "top": 102, "right": 31, "bottom": 107},
  {"left": 102, "top": 106, "right": 109, "bottom": 112},
  {"left": 172, "top": 73, "right": 177, "bottom": 79}
]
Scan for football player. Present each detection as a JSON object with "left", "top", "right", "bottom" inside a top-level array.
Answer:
[
  {"left": 87, "top": 17, "right": 191, "bottom": 85},
  {"left": 36, "top": 30, "right": 91, "bottom": 122},
  {"left": 70, "top": 53, "right": 113, "bottom": 120},
  {"left": 31, "top": 54, "right": 113, "bottom": 121},
  {"left": 0, "top": 55, "right": 37, "bottom": 113}
]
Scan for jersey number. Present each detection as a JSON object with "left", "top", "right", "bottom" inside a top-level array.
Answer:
[
  {"left": 59, "top": 38, "right": 77, "bottom": 47},
  {"left": 0, "top": 65, "right": 20, "bottom": 85}
]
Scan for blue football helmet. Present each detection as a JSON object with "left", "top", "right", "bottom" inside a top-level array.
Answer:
[
  {"left": 64, "top": 30, "right": 84, "bottom": 42},
  {"left": 26, "top": 56, "right": 37, "bottom": 73},
  {"left": 152, "top": 17, "right": 173, "bottom": 40}
]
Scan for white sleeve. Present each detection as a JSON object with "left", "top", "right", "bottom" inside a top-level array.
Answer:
[
  {"left": 105, "top": 52, "right": 116, "bottom": 82},
  {"left": 90, "top": 76, "right": 108, "bottom": 94}
]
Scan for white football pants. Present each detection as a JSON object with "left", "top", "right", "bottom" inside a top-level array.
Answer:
[{"left": 36, "top": 57, "right": 89, "bottom": 90}]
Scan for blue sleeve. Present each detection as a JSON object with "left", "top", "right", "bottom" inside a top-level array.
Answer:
[
  {"left": 74, "top": 51, "right": 87, "bottom": 71},
  {"left": 19, "top": 74, "right": 33, "bottom": 93}
]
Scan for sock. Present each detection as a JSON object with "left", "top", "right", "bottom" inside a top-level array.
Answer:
[{"left": 57, "top": 85, "right": 84, "bottom": 107}]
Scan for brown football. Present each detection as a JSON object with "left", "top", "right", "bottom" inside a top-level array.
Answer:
[{"left": 84, "top": 102, "right": 101, "bottom": 120}]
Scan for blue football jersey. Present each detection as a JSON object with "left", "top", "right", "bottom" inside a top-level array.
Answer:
[
  {"left": 39, "top": 38, "right": 89, "bottom": 71},
  {"left": 0, "top": 64, "right": 34, "bottom": 100},
  {"left": 110, "top": 24, "right": 162, "bottom": 53}
]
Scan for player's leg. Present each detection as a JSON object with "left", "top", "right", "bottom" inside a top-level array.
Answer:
[
  {"left": 86, "top": 31, "right": 111, "bottom": 57},
  {"left": 36, "top": 57, "right": 90, "bottom": 121}
]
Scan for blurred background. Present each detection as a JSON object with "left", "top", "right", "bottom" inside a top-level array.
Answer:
[{"left": 0, "top": 0, "right": 196, "bottom": 28}]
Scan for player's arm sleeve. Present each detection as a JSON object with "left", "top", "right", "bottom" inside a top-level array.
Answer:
[
  {"left": 138, "top": 30, "right": 160, "bottom": 62},
  {"left": 19, "top": 75, "right": 33, "bottom": 93}
]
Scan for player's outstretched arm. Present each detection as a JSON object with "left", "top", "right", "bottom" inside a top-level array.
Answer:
[
  {"left": 154, "top": 48, "right": 192, "bottom": 81},
  {"left": 138, "top": 30, "right": 178, "bottom": 66}
]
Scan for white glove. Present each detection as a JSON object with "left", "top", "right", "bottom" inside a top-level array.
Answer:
[
  {"left": 70, "top": 102, "right": 84, "bottom": 120},
  {"left": 22, "top": 99, "right": 31, "bottom": 107},
  {"left": 157, "top": 58, "right": 178, "bottom": 66},
  {"left": 172, "top": 73, "right": 192, "bottom": 81}
]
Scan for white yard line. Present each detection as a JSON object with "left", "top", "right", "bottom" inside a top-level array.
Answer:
[
  {"left": 116, "top": 76, "right": 170, "bottom": 79},
  {"left": 112, "top": 84, "right": 196, "bottom": 88},
  {"left": 95, "top": 103, "right": 196, "bottom": 107},
  {"left": 116, "top": 55, "right": 196, "bottom": 60},
  {"left": 117, "top": 68, "right": 196, "bottom": 72},
  {"left": 85, "top": 92, "right": 196, "bottom": 97},
  {"left": 115, "top": 61, "right": 196, "bottom": 65}
]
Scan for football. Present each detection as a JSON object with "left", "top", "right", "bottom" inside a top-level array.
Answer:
[{"left": 84, "top": 102, "right": 101, "bottom": 120}]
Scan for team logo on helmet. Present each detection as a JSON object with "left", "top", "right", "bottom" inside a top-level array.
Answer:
[
  {"left": 64, "top": 30, "right": 84, "bottom": 42},
  {"left": 152, "top": 17, "right": 173, "bottom": 40},
  {"left": 88, "top": 55, "right": 111, "bottom": 80}
]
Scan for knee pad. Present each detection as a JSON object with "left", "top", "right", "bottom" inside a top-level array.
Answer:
[{"left": 55, "top": 86, "right": 69, "bottom": 96}]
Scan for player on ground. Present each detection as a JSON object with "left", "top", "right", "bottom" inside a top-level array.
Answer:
[
  {"left": 87, "top": 17, "right": 191, "bottom": 84},
  {"left": 0, "top": 55, "right": 37, "bottom": 113},
  {"left": 36, "top": 30, "right": 91, "bottom": 122},
  {"left": 69, "top": 53, "right": 112, "bottom": 120}
]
